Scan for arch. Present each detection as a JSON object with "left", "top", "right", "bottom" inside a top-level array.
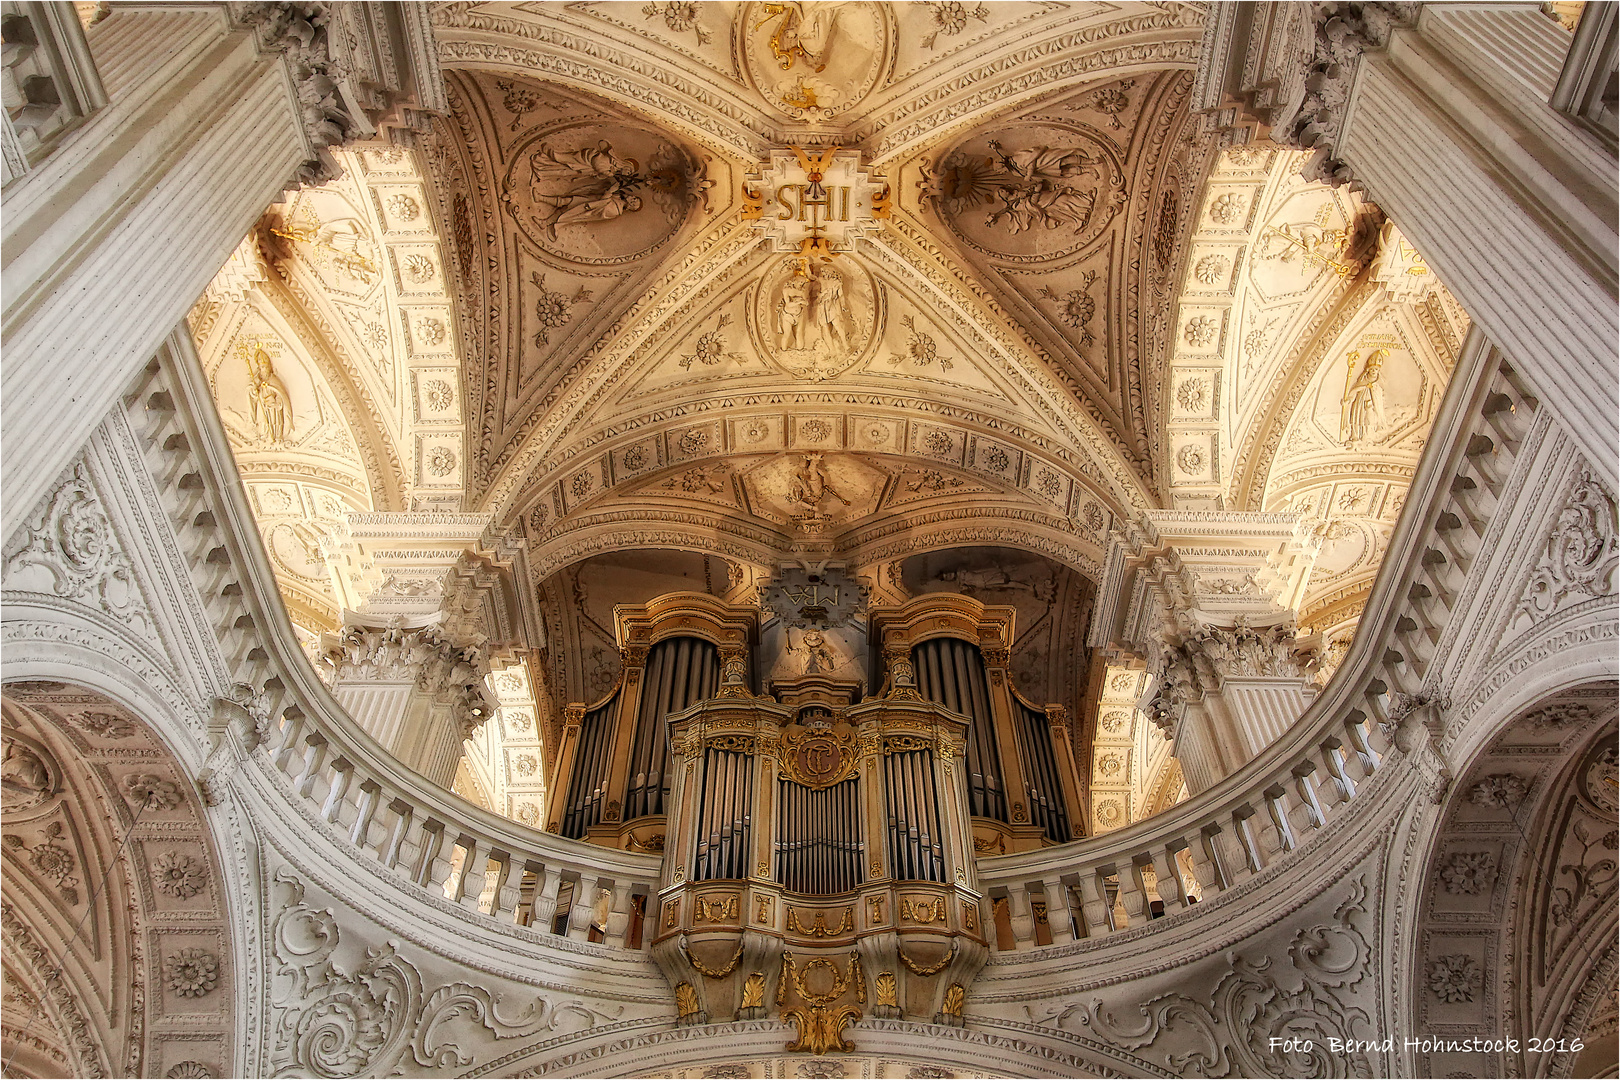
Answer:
[
  {"left": 1404, "top": 682, "right": 1619, "bottom": 1078},
  {"left": 1444, "top": 603, "right": 1620, "bottom": 771},
  {"left": 0, "top": 681, "right": 239, "bottom": 1079}
]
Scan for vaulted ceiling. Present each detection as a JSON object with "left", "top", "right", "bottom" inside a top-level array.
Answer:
[
  {"left": 189, "top": 1, "right": 1470, "bottom": 821},
  {"left": 422, "top": 0, "right": 1210, "bottom": 573}
]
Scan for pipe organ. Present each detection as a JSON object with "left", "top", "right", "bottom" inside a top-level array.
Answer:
[
  {"left": 545, "top": 589, "right": 1085, "bottom": 1053},
  {"left": 874, "top": 595, "right": 1083, "bottom": 852}
]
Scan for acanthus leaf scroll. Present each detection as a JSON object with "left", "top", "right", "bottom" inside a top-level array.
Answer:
[{"left": 268, "top": 869, "right": 623, "bottom": 1077}]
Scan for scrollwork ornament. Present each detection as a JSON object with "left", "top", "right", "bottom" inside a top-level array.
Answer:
[
  {"left": 4, "top": 463, "right": 143, "bottom": 620},
  {"left": 268, "top": 869, "right": 618, "bottom": 1076},
  {"left": 1518, "top": 462, "right": 1619, "bottom": 620},
  {"left": 1059, "top": 879, "right": 1375, "bottom": 1077}
]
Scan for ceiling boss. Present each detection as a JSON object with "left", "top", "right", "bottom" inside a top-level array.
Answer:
[{"left": 743, "top": 146, "right": 891, "bottom": 260}]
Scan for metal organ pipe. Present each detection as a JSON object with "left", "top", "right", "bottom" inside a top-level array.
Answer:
[
  {"left": 912, "top": 638, "right": 1006, "bottom": 822},
  {"left": 624, "top": 638, "right": 719, "bottom": 820},
  {"left": 693, "top": 748, "right": 752, "bottom": 882},
  {"left": 884, "top": 749, "right": 945, "bottom": 883},
  {"left": 774, "top": 777, "right": 860, "bottom": 894},
  {"left": 1015, "top": 700, "right": 1070, "bottom": 842},
  {"left": 563, "top": 693, "right": 618, "bottom": 838}
]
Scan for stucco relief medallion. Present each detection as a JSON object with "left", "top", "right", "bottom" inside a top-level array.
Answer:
[
  {"left": 751, "top": 258, "right": 879, "bottom": 381},
  {"left": 1, "top": 733, "right": 57, "bottom": 813},
  {"left": 933, "top": 123, "right": 1124, "bottom": 262},
  {"left": 740, "top": 2, "right": 891, "bottom": 120},
  {"left": 1578, "top": 738, "right": 1618, "bottom": 816},
  {"left": 266, "top": 521, "right": 333, "bottom": 585},
  {"left": 501, "top": 124, "right": 700, "bottom": 264}
]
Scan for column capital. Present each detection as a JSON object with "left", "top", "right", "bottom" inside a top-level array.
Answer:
[
  {"left": 320, "top": 619, "right": 496, "bottom": 737},
  {"left": 1092, "top": 510, "right": 1321, "bottom": 659},
  {"left": 231, "top": 1, "right": 446, "bottom": 183},
  {"left": 1193, "top": 1, "right": 1418, "bottom": 183}
]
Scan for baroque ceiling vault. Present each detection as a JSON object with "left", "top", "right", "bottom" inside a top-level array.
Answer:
[{"left": 190, "top": 0, "right": 1464, "bottom": 828}]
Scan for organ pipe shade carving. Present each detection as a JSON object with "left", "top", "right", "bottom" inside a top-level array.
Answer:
[
  {"left": 563, "top": 691, "right": 619, "bottom": 838},
  {"left": 911, "top": 638, "right": 1006, "bottom": 821},
  {"left": 775, "top": 777, "right": 862, "bottom": 894},
  {"left": 626, "top": 637, "right": 720, "bottom": 819},
  {"left": 694, "top": 747, "right": 753, "bottom": 881},
  {"left": 1014, "top": 701, "right": 1070, "bottom": 842},
  {"left": 884, "top": 749, "right": 947, "bottom": 882}
]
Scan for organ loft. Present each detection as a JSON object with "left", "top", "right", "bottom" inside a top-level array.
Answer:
[{"left": 545, "top": 572, "right": 1089, "bottom": 1044}]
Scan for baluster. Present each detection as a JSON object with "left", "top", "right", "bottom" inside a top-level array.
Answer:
[
  {"left": 483, "top": 850, "right": 512, "bottom": 917},
  {"left": 568, "top": 872, "right": 600, "bottom": 941},
  {"left": 600, "top": 879, "right": 630, "bottom": 946},
  {"left": 1319, "top": 736, "right": 1357, "bottom": 801},
  {"left": 1231, "top": 804, "right": 1265, "bottom": 874},
  {"left": 453, "top": 836, "right": 486, "bottom": 910},
  {"left": 1072, "top": 872, "right": 1109, "bottom": 936},
  {"left": 1291, "top": 763, "right": 1327, "bottom": 829},
  {"left": 533, "top": 866, "right": 563, "bottom": 933},
  {"left": 1149, "top": 847, "right": 1184, "bottom": 912},
  {"left": 1042, "top": 877, "right": 1075, "bottom": 945},
  {"left": 1166, "top": 839, "right": 1200, "bottom": 904},
  {"left": 512, "top": 861, "right": 542, "bottom": 926},
  {"left": 1004, "top": 884, "right": 1033, "bottom": 946},
  {"left": 1344, "top": 710, "right": 1380, "bottom": 772},
  {"left": 1197, "top": 823, "right": 1233, "bottom": 892},
  {"left": 1108, "top": 863, "right": 1144, "bottom": 925},
  {"left": 382, "top": 803, "right": 414, "bottom": 867},
  {"left": 1127, "top": 857, "right": 1158, "bottom": 920},
  {"left": 412, "top": 819, "right": 447, "bottom": 889},
  {"left": 272, "top": 708, "right": 305, "bottom": 771},
  {"left": 1263, "top": 784, "right": 1296, "bottom": 853},
  {"left": 349, "top": 780, "right": 381, "bottom": 848},
  {"left": 320, "top": 758, "right": 352, "bottom": 823},
  {"left": 295, "top": 733, "right": 328, "bottom": 799}
]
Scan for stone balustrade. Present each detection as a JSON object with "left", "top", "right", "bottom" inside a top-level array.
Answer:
[
  {"left": 123, "top": 321, "right": 1530, "bottom": 962},
  {"left": 128, "top": 331, "right": 662, "bottom": 952},
  {"left": 976, "top": 328, "right": 1535, "bottom": 949}
]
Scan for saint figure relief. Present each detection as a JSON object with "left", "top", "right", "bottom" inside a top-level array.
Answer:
[
  {"left": 527, "top": 141, "right": 648, "bottom": 238},
  {"left": 773, "top": 262, "right": 851, "bottom": 356},
  {"left": 759, "top": 1, "right": 845, "bottom": 72},
  {"left": 775, "top": 266, "right": 813, "bottom": 350},
  {"left": 246, "top": 347, "right": 292, "bottom": 444},
  {"left": 1339, "top": 348, "right": 1388, "bottom": 447},
  {"left": 792, "top": 627, "right": 838, "bottom": 674},
  {"left": 786, "top": 451, "right": 851, "bottom": 517}
]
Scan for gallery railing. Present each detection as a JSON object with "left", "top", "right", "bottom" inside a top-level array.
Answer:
[{"left": 127, "top": 323, "right": 1526, "bottom": 957}]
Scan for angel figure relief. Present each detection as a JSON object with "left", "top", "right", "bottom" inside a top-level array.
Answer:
[
  {"left": 940, "top": 140, "right": 1107, "bottom": 234},
  {"left": 757, "top": 1, "right": 846, "bottom": 72},
  {"left": 524, "top": 140, "right": 690, "bottom": 240}
]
